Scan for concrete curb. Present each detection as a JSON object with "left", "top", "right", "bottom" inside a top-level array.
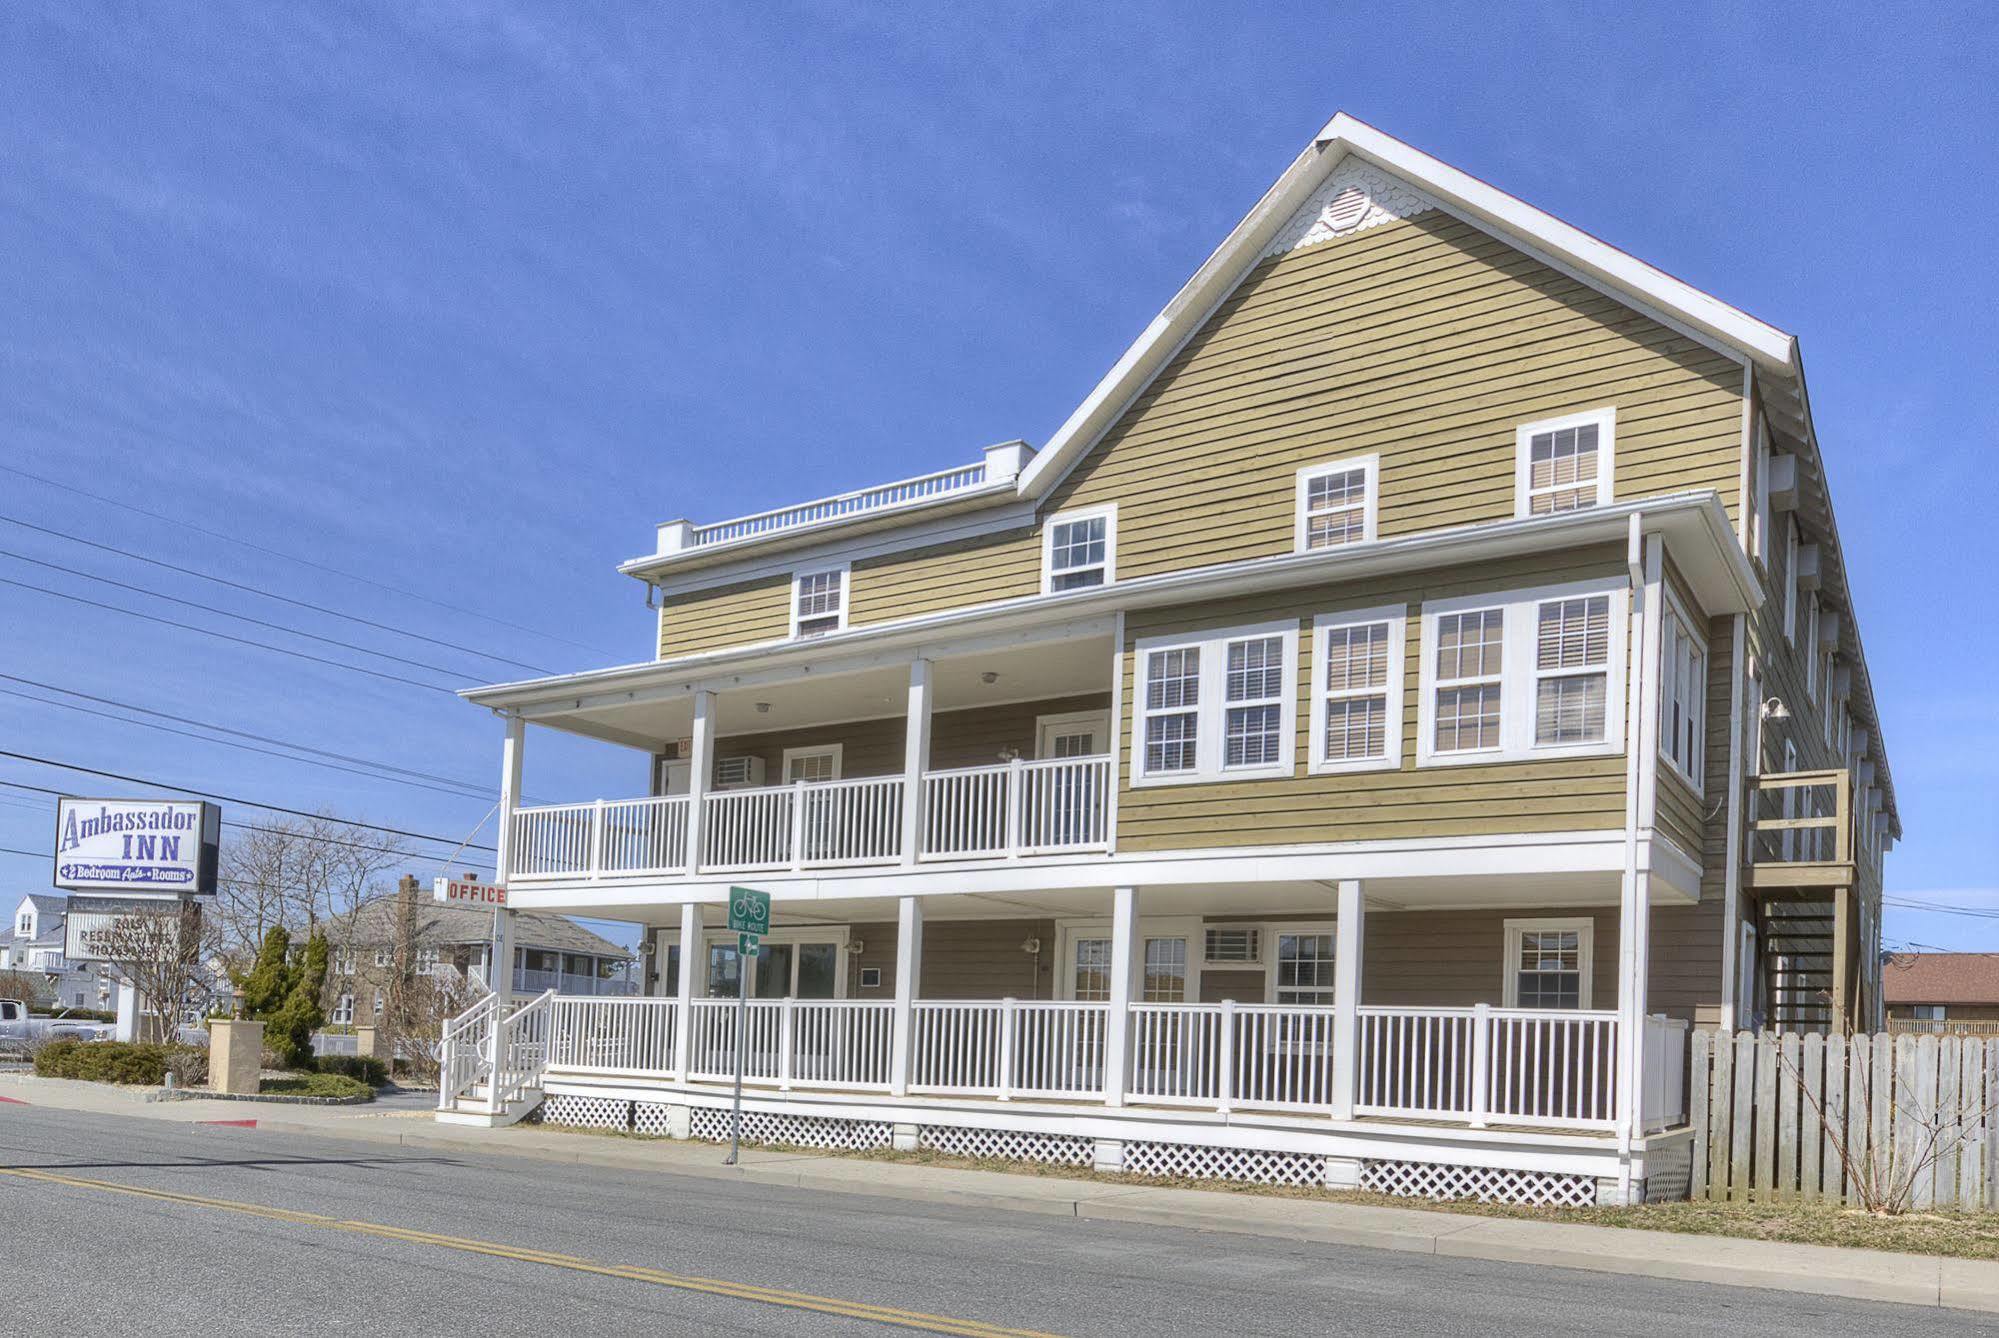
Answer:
[{"left": 6, "top": 1074, "right": 1995, "bottom": 1314}]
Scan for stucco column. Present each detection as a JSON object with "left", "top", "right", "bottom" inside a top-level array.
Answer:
[
  {"left": 889, "top": 895, "right": 924, "bottom": 1095},
  {"left": 1103, "top": 887, "right": 1138, "bottom": 1107},
  {"left": 672, "top": 901, "right": 700, "bottom": 1079},
  {"left": 1329, "top": 879, "right": 1365, "bottom": 1120}
]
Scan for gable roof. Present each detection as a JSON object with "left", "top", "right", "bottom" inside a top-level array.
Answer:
[
  {"left": 16, "top": 894, "right": 66, "bottom": 918},
  {"left": 334, "top": 898, "right": 625, "bottom": 957},
  {"left": 1883, "top": 954, "right": 1999, "bottom": 1006}
]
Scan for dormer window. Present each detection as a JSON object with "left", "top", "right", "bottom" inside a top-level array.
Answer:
[
  {"left": 1042, "top": 506, "right": 1115, "bottom": 593},
  {"left": 790, "top": 566, "right": 848, "bottom": 639},
  {"left": 1516, "top": 408, "right": 1615, "bottom": 517}
]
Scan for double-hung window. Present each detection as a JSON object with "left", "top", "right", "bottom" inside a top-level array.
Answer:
[
  {"left": 1310, "top": 605, "right": 1405, "bottom": 773},
  {"left": 1271, "top": 931, "right": 1336, "bottom": 1007},
  {"left": 791, "top": 565, "right": 848, "bottom": 638},
  {"left": 1803, "top": 595, "right": 1820, "bottom": 699},
  {"left": 1659, "top": 598, "right": 1707, "bottom": 789},
  {"left": 1135, "top": 621, "right": 1298, "bottom": 784},
  {"left": 1515, "top": 408, "right": 1615, "bottom": 517},
  {"left": 1504, "top": 919, "right": 1593, "bottom": 1009},
  {"left": 1418, "top": 579, "right": 1626, "bottom": 766},
  {"left": 1042, "top": 505, "right": 1115, "bottom": 593},
  {"left": 1294, "top": 455, "right": 1378, "bottom": 551}
]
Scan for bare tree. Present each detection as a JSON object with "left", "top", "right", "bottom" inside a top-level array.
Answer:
[
  {"left": 85, "top": 901, "right": 215, "bottom": 1045},
  {"left": 215, "top": 815, "right": 411, "bottom": 971}
]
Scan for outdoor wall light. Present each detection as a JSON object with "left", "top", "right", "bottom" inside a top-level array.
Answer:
[
  {"left": 981, "top": 671, "right": 999, "bottom": 684},
  {"left": 1761, "top": 697, "right": 1791, "bottom": 722}
]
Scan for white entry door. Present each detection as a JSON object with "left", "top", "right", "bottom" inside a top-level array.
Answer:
[{"left": 1035, "top": 711, "right": 1108, "bottom": 760}]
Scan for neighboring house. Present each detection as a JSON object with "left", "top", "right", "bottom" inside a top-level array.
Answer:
[
  {"left": 321, "top": 879, "right": 633, "bottom": 1029},
  {"left": 1883, "top": 954, "right": 1999, "bottom": 1033},
  {"left": 0, "top": 893, "right": 117, "bottom": 1012},
  {"left": 453, "top": 116, "right": 1899, "bottom": 1204}
]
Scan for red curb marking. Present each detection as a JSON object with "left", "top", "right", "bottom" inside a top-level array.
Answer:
[
  {"left": 0, "top": 1096, "right": 26, "bottom": 1105},
  {"left": 196, "top": 1119, "right": 257, "bottom": 1128}
]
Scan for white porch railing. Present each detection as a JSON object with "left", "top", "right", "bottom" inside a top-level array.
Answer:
[
  {"left": 528, "top": 995, "right": 1690, "bottom": 1134},
  {"left": 510, "top": 756, "right": 1111, "bottom": 881},
  {"left": 691, "top": 461, "right": 989, "bottom": 547},
  {"left": 437, "top": 992, "right": 499, "bottom": 1110},
  {"left": 492, "top": 990, "right": 554, "bottom": 1112},
  {"left": 1357, "top": 1004, "right": 1620, "bottom": 1129}
]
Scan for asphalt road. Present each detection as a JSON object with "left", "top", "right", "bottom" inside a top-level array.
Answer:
[{"left": 0, "top": 1106, "right": 1991, "bottom": 1337}]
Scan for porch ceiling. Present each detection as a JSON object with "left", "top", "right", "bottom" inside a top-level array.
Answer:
[{"left": 526, "top": 634, "right": 1112, "bottom": 752}]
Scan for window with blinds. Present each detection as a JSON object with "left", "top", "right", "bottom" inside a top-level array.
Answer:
[
  {"left": 1141, "top": 647, "right": 1201, "bottom": 775},
  {"left": 1313, "top": 606, "right": 1404, "bottom": 772},
  {"left": 1134, "top": 622, "right": 1298, "bottom": 784},
  {"left": 792, "top": 567, "right": 847, "bottom": 638},
  {"left": 1533, "top": 595, "right": 1611, "bottom": 746},
  {"left": 1515, "top": 409, "right": 1614, "bottom": 517},
  {"left": 1294, "top": 455, "right": 1378, "bottom": 550}
]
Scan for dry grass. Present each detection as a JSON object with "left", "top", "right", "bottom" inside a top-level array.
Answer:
[{"left": 530, "top": 1121, "right": 1999, "bottom": 1260}]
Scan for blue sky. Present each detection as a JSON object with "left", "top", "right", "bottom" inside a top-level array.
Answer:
[{"left": 0, "top": 4, "right": 1991, "bottom": 950}]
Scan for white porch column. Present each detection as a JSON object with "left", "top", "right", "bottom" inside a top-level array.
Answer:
[
  {"left": 1615, "top": 533, "right": 1664, "bottom": 1160},
  {"left": 671, "top": 901, "right": 700, "bottom": 1079},
  {"left": 494, "top": 714, "right": 524, "bottom": 885},
  {"left": 889, "top": 895, "right": 924, "bottom": 1095},
  {"left": 900, "top": 659, "right": 933, "bottom": 866},
  {"left": 1103, "top": 887, "right": 1138, "bottom": 1107},
  {"left": 683, "top": 689, "right": 716, "bottom": 876},
  {"left": 1329, "top": 879, "right": 1365, "bottom": 1120}
]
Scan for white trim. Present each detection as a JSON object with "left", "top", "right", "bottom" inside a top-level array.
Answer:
[
  {"left": 1265, "top": 922, "right": 1340, "bottom": 1007},
  {"left": 1034, "top": 709, "right": 1111, "bottom": 760},
  {"left": 1041, "top": 503, "right": 1117, "bottom": 595},
  {"left": 1656, "top": 587, "right": 1707, "bottom": 796},
  {"left": 1415, "top": 577, "right": 1629, "bottom": 768},
  {"left": 1131, "top": 618, "right": 1300, "bottom": 786},
  {"left": 788, "top": 562, "right": 851, "bottom": 640},
  {"left": 1501, "top": 917, "right": 1596, "bottom": 1009},
  {"left": 780, "top": 743, "right": 843, "bottom": 783},
  {"left": 1293, "top": 454, "right": 1379, "bottom": 552},
  {"left": 1055, "top": 915, "right": 1202, "bottom": 1004},
  {"left": 1308, "top": 603, "right": 1406, "bottom": 775},
  {"left": 1783, "top": 518, "right": 1800, "bottom": 645},
  {"left": 1514, "top": 407, "right": 1616, "bottom": 519}
]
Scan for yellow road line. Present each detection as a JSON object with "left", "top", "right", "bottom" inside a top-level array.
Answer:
[{"left": 0, "top": 1166, "right": 1066, "bottom": 1338}]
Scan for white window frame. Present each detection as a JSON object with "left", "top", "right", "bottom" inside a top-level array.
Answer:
[
  {"left": 1293, "top": 454, "right": 1379, "bottom": 552},
  {"left": 1040, "top": 504, "right": 1117, "bottom": 595},
  {"left": 1783, "top": 519, "right": 1800, "bottom": 645},
  {"left": 331, "top": 994, "right": 354, "bottom": 1025},
  {"left": 1803, "top": 594, "right": 1820, "bottom": 701},
  {"left": 1132, "top": 619, "right": 1300, "bottom": 786},
  {"left": 1514, "top": 407, "right": 1616, "bottom": 518},
  {"left": 1308, "top": 604, "right": 1405, "bottom": 775},
  {"left": 1501, "top": 917, "right": 1595, "bottom": 1009},
  {"left": 700, "top": 925, "right": 852, "bottom": 999},
  {"left": 781, "top": 743, "right": 844, "bottom": 783},
  {"left": 1264, "top": 923, "right": 1340, "bottom": 1008},
  {"left": 1416, "top": 578, "right": 1628, "bottom": 767},
  {"left": 1658, "top": 591, "right": 1707, "bottom": 794},
  {"left": 1751, "top": 417, "right": 1772, "bottom": 569},
  {"left": 1055, "top": 916, "right": 1201, "bottom": 1003},
  {"left": 789, "top": 563, "right": 850, "bottom": 639}
]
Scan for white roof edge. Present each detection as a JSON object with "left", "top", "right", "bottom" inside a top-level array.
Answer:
[{"left": 1017, "top": 112, "right": 1800, "bottom": 499}]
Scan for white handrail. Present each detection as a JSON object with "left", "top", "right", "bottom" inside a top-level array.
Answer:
[
  {"left": 546, "top": 996, "right": 679, "bottom": 1076},
  {"left": 693, "top": 462, "right": 988, "bottom": 547},
  {"left": 490, "top": 990, "right": 555, "bottom": 1113},
  {"left": 437, "top": 992, "right": 499, "bottom": 1110}
]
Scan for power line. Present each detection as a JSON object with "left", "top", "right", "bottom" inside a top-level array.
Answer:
[
  {"left": 0, "top": 510, "right": 560, "bottom": 676},
  {"left": 0, "top": 572, "right": 462, "bottom": 695},
  {"left": 0, "top": 546, "right": 475, "bottom": 680},
  {"left": 0, "top": 673, "right": 493, "bottom": 797},
  {"left": 0, "top": 461, "right": 620, "bottom": 659},
  {"left": 0, "top": 683, "right": 491, "bottom": 802},
  {"left": 0, "top": 750, "right": 496, "bottom": 851}
]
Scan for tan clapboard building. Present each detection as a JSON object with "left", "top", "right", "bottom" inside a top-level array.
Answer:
[{"left": 444, "top": 116, "right": 1898, "bottom": 1206}]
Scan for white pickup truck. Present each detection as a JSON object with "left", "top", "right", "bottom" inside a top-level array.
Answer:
[{"left": 0, "top": 998, "right": 115, "bottom": 1053}]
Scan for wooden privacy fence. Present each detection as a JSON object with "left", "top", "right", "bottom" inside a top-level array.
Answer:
[{"left": 1690, "top": 1029, "right": 1999, "bottom": 1209}]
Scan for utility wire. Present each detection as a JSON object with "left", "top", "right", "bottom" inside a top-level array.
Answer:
[
  {"left": 0, "top": 573, "right": 462, "bottom": 695},
  {"left": 0, "top": 685, "right": 490, "bottom": 802},
  {"left": 0, "top": 673, "right": 494, "bottom": 797},
  {"left": 0, "top": 461, "right": 620, "bottom": 659},
  {"left": 0, "top": 510, "right": 560, "bottom": 676},
  {"left": 0, "top": 547, "right": 474, "bottom": 680},
  {"left": 0, "top": 750, "right": 496, "bottom": 851}
]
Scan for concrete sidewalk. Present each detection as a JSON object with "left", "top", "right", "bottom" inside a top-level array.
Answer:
[{"left": 6, "top": 1072, "right": 1997, "bottom": 1314}]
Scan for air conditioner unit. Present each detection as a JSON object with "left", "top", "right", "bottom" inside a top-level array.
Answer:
[
  {"left": 1203, "top": 926, "right": 1263, "bottom": 965},
  {"left": 714, "top": 756, "right": 767, "bottom": 789}
]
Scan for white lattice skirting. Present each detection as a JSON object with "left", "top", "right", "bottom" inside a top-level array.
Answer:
[
  {"left": 1361, "top": 1158, "right": 1597, "bottom": 1207},
  {"left": 918, "top": 1125, "right": 1094, "bottom": 1167},
  {"left": 688, "top": 1107, "right": 893, "bottom": 1152},
  {"left": 1123, "top": 1141, "right": 1329, "bottom": 1187},
  {"left": 536, "top": 1094, "right": 633, "bottom": 1132}
]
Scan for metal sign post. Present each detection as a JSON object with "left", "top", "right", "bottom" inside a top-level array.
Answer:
[{"left": 723, "top": 887, "right": 770, "bottom": 1165}]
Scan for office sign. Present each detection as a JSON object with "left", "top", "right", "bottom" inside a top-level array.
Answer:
[
  {"left": 434, "top": 876, "right": 507, "bottom": 907},
  {"left": 53, "top": 799, "right": 220, "bottom": 895}
]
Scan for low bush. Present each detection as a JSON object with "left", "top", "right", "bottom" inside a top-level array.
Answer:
[
  {"left": 313, "top": 1054, "right": 389, "bottom": 1087},
  {"left": 259, "top": 1072, "right": 372, "bottom": 1100},
  {"left": 33, "top": 1039, "right": 207, "bottom": 1086}
]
